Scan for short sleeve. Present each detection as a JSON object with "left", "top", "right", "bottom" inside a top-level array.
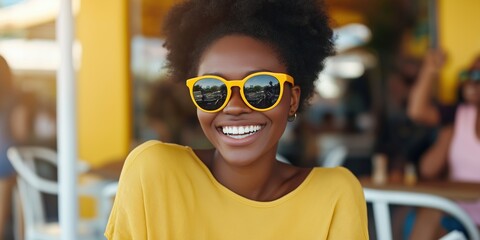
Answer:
[
  {"left": 327, "top": 168, "right": 369, "bottom": 240},
  {"left": 104, "top": 142, "right": 154, "bottom": 239}
]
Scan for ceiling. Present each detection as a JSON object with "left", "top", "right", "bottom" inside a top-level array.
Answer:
[{"left": 0, "top": 0, "right": 368, "bottom": 39}]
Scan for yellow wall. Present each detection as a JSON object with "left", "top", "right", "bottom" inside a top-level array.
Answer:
[
  {"left": 140, "top": 0, "right": 183, "bottom": 37},
  {"left": 439, "top": 0, "right": 480, "bottom": 103},
  {"left": 329, "top": 8, "right": 365, "bottom": 27},
  {"left": 77, "top": 0, "right": 131, "bottom": 167}
]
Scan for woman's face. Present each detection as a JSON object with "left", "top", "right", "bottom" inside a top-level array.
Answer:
[
  {"left": 462, "top": 81, "right": 480, "bottom": 106},
  {"left": 462, "top": 58, "right": 480, "bottom": 106},
  {"left": 195, "top": 35, "right": 300, "bottom": 166}
]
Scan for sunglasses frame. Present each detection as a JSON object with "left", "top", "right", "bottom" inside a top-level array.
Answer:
[
  {"left": 186, "top": 72, "right": 295, "bottom": 113},
  {"left": 459, "top": 70, "right": 480, "bottom": 82}
]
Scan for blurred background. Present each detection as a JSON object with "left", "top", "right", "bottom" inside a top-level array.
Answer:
[{"left": 1, "top": 0, "right": 480, "bottom": 239}]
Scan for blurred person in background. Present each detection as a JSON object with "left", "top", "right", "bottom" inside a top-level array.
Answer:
[
  {"left": 145, "top": 78, "right": 211, "bottom": 149},
  {"left": 377, "top": 56, "right": 437, "bottom": 182},
  {"left": 372, "top": 55, "right": 438, "bottom": 239},
  {"left": 0, "top": 55, "right": 29, "bottom": 239},
  {"left": 0, "top": 54, "right": 55, "bottom": 240},
  {"left": 407, "top": 50, "right": 480, "bottom": 239}
]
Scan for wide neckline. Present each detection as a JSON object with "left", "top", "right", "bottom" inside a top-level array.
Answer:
[{"left": 185, "top": 146, "right": 317, "bottom": 208}]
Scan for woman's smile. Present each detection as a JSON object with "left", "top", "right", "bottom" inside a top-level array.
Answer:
[
  {"left": 216, "top": 123, "right": 266, "bottom": 147},
  {"left": 220, "top": 125, "right": 264, "bottom": 139}
]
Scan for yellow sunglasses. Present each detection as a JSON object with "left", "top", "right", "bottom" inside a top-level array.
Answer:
[{"left": 186, "top": 72, "right": 294, "bottom": 113}]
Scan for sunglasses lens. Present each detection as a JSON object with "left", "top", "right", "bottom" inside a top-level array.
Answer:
[
  {"left": 244, "top": 75, "right": 281, "bottom": 109},
  {"left": 192, "top": 78, "right": 227, "bottom": 111},
  {"left": 471, "top": 71, "right": 480, "bottom": 81}
]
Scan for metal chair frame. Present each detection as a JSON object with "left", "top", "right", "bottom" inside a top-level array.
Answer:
[{"left": 364, "top": 188, "right": 480, "bottom": 240}]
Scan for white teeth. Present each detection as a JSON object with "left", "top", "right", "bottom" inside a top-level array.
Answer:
[{"left": 221, "top": 125, "right": 262, "bottom": 137}]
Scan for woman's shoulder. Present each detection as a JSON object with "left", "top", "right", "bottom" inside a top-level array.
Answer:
[
  {"left": 122, "top": 140, "right": 195, "bottom": 173},
  {"left": 309, "top": 167, "right": 363, "bottom": 193},
  {"left": 437, "top": 103, "right": 476, "bottom": 126},
  {"left": 129, "top": 140, "right": 191, "bottom": 156},
  {"left": 309, "top": 167, "right": 368, "bottom": 239},
  {"left": 311, "top": 166, "right": 359, "bottom": 181},
  {"left": 457, "top": 103, "right": 476, "bottom": 113}
]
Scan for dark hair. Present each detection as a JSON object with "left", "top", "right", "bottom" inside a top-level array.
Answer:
[
  {"left": 455, "top": 54, "right": 480, "bottom": 103},
  {"left": 162, "top": 0, "right": 334, "bottom": 112}
]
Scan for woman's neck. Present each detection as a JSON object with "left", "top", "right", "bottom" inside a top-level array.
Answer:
[
  {"left": 208, "top": 150, "right": 311, "bottom": 202},
  {"left": 210, "top": 150, "right": 280, "bottom": 201},
  {"left": 195, "top": 148, "right": 312, "bottom": 202}
]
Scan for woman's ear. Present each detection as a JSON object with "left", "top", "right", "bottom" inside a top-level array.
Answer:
[{"left": 289, "top": 86, "right": 301, "bottom": 114}]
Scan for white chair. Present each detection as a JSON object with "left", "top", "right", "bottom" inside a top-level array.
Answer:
[
  {"left": 440, "top": 230, "right": 468, "bottom": 240},
  {"left": 7, "top": 146, "right": 110, "bottom": 240},
  {"left": 276, "top": 153, "right": 291, "bottom": 164},
  {"left": 99, "top": 182, "right": 118, "bottom": 230},
  {"left": 364, "top": 188, "right": 480, "bottom": 240},
  {"left": 318, "top": 145, "right": 348, "bottom": 167}
]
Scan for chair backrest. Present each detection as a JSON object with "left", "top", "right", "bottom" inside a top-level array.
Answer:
[
  {"left": 7, "top": 146, "right": 110, "bottom": 240},
  {"left": 100, "top": 182, "right": 118, "bottom": 229},
  {"left": 320, "top": 145, "right": 348, "bottom": 167},
  {"left": 7, "top": 146, "right": 60, "bottom": 229},
  {"left": 276, "top": 153, "right": 291, "bottom": 164},
  {"left": 364, "top": 188, "right": 480, "bottom": 240}
]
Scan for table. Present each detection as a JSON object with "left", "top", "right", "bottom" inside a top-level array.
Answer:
[
  {"left": 360, "top": 177, "right": 480, "bottom": 202},
  {"left": 87, "top": 160, "right": 124, "bottom": 181}
]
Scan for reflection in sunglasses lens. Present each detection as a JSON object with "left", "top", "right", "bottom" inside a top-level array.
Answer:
[
  {"left": 244, "top": 75, "right": 280, "bottom": 109},
  {"left": 193, "top": 78, "right": 227, "bottom": 111},
  {"left": 471, "top": 71, "right": 480, "bottom": 81}
]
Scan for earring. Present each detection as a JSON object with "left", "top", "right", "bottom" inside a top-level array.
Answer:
[{"left": 287, "top": 113, "right": 297, "bottom": 122}]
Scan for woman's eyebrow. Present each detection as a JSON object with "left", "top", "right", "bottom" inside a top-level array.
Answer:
[
  {"left": 202, "top": 72, "right": 227, "bottom": 78},
  {"left": 244, "top": 69, "right": 273, "bottom": 76},
  {"left": 202, "top": 69, "right": 274, "bottom": 79}
]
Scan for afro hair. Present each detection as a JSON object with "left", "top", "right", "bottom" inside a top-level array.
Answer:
[{"left": 162, "top": 0, "right": 335, "bottom": 112}]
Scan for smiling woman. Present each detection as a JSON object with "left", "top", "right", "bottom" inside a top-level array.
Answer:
[{"left": 105, "top": 0, "right": 369, "bottom": 239}]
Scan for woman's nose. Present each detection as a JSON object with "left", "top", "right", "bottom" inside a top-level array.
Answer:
[{"left": 223, "top": 87, "right": 252, "bottom": 115}]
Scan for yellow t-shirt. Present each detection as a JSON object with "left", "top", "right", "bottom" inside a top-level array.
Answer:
[{"left": 105, "top": 140, "right": 369, "bottom": 239}]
